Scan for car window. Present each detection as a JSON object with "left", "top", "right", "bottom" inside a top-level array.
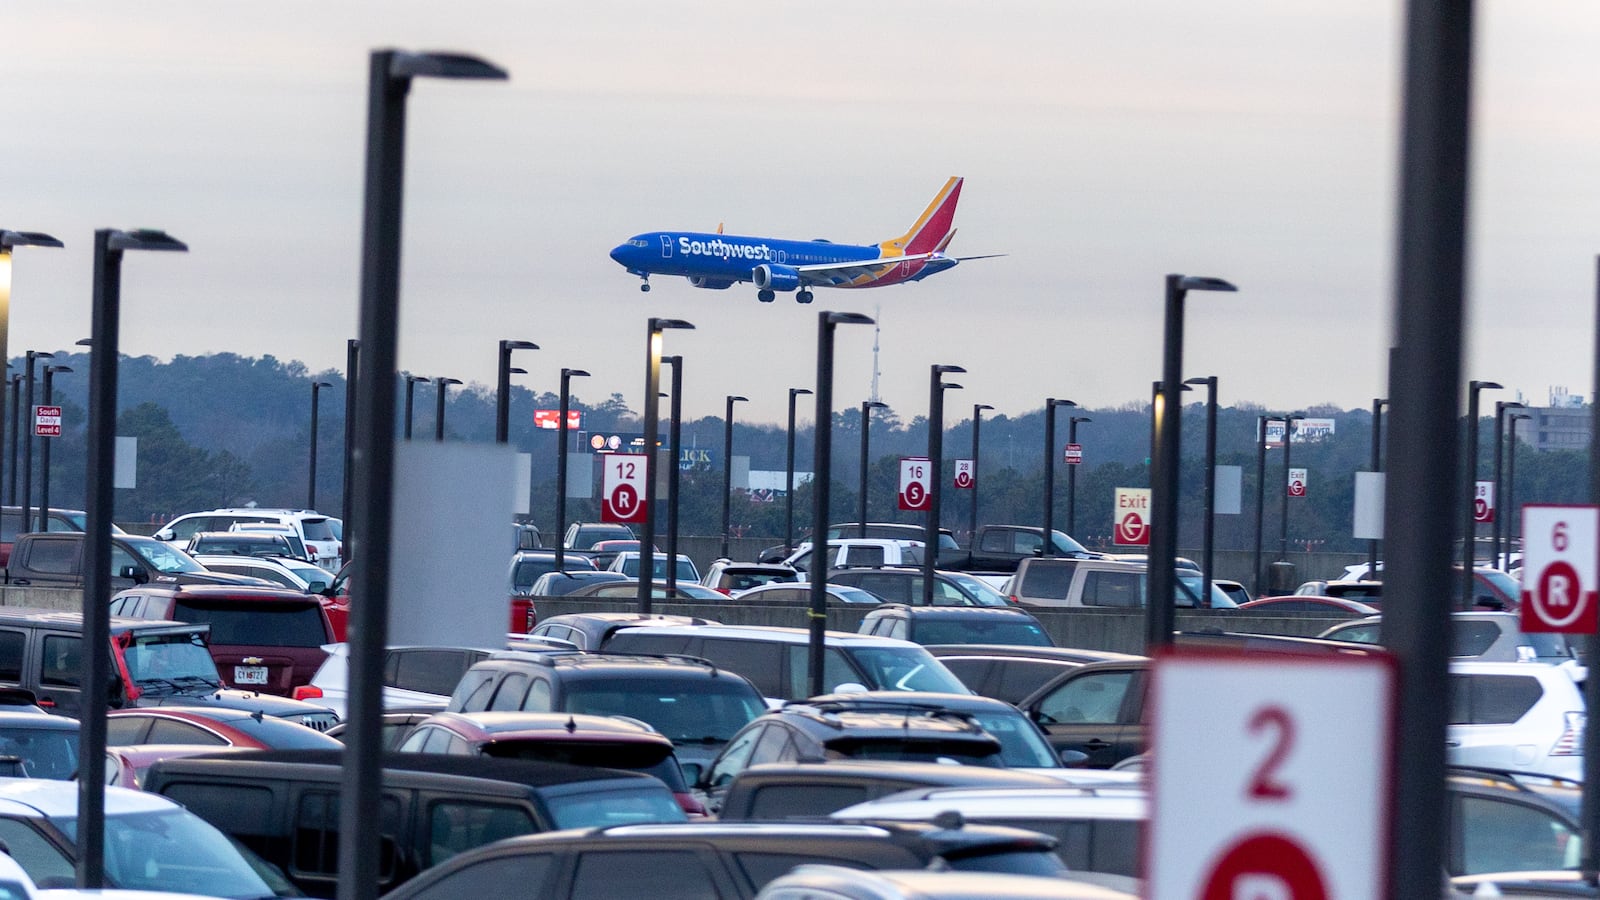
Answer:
[
  {"left": 746, "top": 784, "right": 871, "bottom": 819},
  {"left": 1327, "top": 623, "right": 1382, "bottom": 644},
  {"left": 562, "top": 677, "right": 765, "bottom": 744},
  {"left": 39, "top": 636, "right": 80, "bottom": 687},
  {"left": 852, "top": 574, "right": 912, "bottom": 604},
  {"left": 300, "top": 518, "right": 337, "bottom": 542},
  {"left": 426, "top": 802, "right": 535, "bottom": 867},
  {"left": 175, "top": 603, "right": 329, "bottom": 648},
  {"left": 25, "top": 538, "right": 78, "bottom": 575},
  {"left": 488, "top": 673, "right": 531, "bottom": 712},
  {"left": 848, "top": 546, "right": 885, "bottom": 567},
  {"left": 1454, "top": 622, "right": 1502, "bottom": 658},
  {"left": 1038, "top": 671, "right": 1136, "bottom": 725},
  {"left": 749, "top": 725, "right": 797, "bottom": 766},
  {"left": 391, "top": 649, "right": 474, "bottom": 696},
  {"left": 397, "top": 727, "right": 433, "bottom": 753},
  {"left": 1450, "top": 674, "right": 1543, "bottom": 725},
  {"left": 406, "top": 853, "right": 556, "bottom": 900},
  {"left": 708, "top": 726, "right": 763, "bottom": 787},
  {"left": 735, "top": 853, "right": 872, "bottom": 889},
  {"left": 995, "top": 660, "right": 1078, "bottom": 705},
  {"left": 105, "top": 716, "right": 152, "bottom": 745},
  {"left": 914, "top": 619, "right": 1051, "bottom": 647},
  {"left": 699, "top": 639, "right": 784, "bottom": 698},
  {"left": 1458, "top": 795, "right": 1579, "bottom": 875},
  {"left": 164, "top": 516, "right": 211, "bottom": 542},
  {"left": 0, "top": 816, "right": 75, "bottom": 887},
  {"left": 450, "top": 670, "right": 499, "bottom": 713},
  {"left": 520, "top": 677, "right": 552, "bottom": 712},
  {"left": 571, "top": 851, "right": 722, "bottom": 900},
  {"left": 1081, "top": 571, "right": 1141, "bottom": 608},
  {"left": 979, "top": 530, "right": 1010, "bottom": 553},
  {"left": 785, "top": 646, "right": 861, "bottom": 699},
  {"left": 846, "top": 646, "right": 970, "bottom": 694},
  {"left": 147, "top": 718, "right": 228, "bottom": 746},
  {"left": 0, "top": 631, "right": 23, "bottom": 683}
]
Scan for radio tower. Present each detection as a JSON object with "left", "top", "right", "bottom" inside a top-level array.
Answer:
[{"left": 869, "top": 305, "right": 882, "bottom": 404}]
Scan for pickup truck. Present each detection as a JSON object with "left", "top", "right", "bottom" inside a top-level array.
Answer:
[
  {"left": 941, "top": 525, "right": 1100, "bottom": 574},
  {"left": 6, "top": 532, "right": 261, "bottom": 591},
  {"left": 781, "top": 539, "right": 924, "bottom": 576}
]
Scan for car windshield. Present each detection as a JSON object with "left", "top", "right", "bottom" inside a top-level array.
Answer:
[
  {"left": 913, "top": 619, "right": 1052, "bottom": 648},
  {"left": 1050, "top": 531, "right": 1092, "bottom": 556},
  {"left": 122, "top": 632, "right": 224, "bottom": 689},
  {"left": 0, "top": 725, "right": 78, "bottom": 780},
  {"left": 1176, "top": 570, "right": 1239, "bottom": 608},
  {"left": 965, "top": 709, "right": 1060, "bottom": 767},
  {"left": 128, "top": 538, "right": 207, "bottom": 575},
  {"left": 561, "top": 678, "right": 765, "bottom": 743},
  {"left": 1479, "top": 569, "right": 1520, "bottom": 603},
  {"left": 945, "top": 573, "right": 1012, "bottom": 607},
  {"left": 543, "top": 785, "right": 687, "bottom": 829},
  {"left": 846, "top": 646, "right": 971, "bottom": 694},
  {"left": 832, "top": 586, "right": 883, "bottom": 604},
  {"left": 56, "top": 807, "right": 276, "bottom": 898},
  {"left": 175, "top": 601, "right": 328, "bottom": 648}
]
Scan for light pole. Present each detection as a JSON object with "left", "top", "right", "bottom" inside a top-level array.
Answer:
[
  {"left": 639, "top": 318, "right": 694, "bottom": 614},
  {"left": 923, "top": 365, "right": 965, "bottom": 607},
  {"left": 1462, "top": 380, "right": 1501, "bottom": 604},
  {"left": 402, "top": 374, "right": 428, "bottom": 439},
  {"left": 1150, "top": 273, "right": 1236, "bottom": 650},
  {"left": 969, "top": 403, "right": 994, "bottom": 544},
  {"left": 35, "top": 364, "right": 70, "bottom": 532},
  {"left": 858, "top": 400, "right": 888, "bottom": 539},
  {"left": 342, "top": 339, "right": 358, "bottom": 561},
  {"left": 1066, "top": 416, "right": 1091, "bottom": 536},
  {"left": 553, "top": 368, "right": 589, "bottom": 574},
  {"left": 433, "top": 376, "right": 462, "bottom": 442},
  {"left": 785, "top": 388, "right": 813, "bottom": 554},
  {"left": 809, "top": 312, "right": 873, "bottom": 696},
  {"left": 1278, "top": 413, "right": 1305, "bottom": 566},
  {"left": 664, "top": 357, "right": 682, "bottom": 593},
  {"left": 308, "top": 381, "right": 332, "bottom": 509},
  {"left": 341, "top": 50, "right": 505, "bottom": 900},
  {"left": 1507, "top": 412, "right": 1529, "bottom": 558},
  {"left": 81, "top": 228, "right": 187, "bottom": 889},
  {"left": 1041, "top": 398, "right": 1076, "bottom": 557},
  {"left": 496, "top": 339, "right": 539, "bottom": 444},
  {"left": 1252, "top": 415, "right": 1275, "bottom": 597},
  {"left": 20, "top": 350, "right": 53, "bottom": 534},
  {"left": 1369, "top": 397, "right": 1389, "bottom": 579},
  {"left": 5, "top": 373, "right": 18, "bottom": 505},
  {"left": 1186, "top": 376, "right": 1219, "bottom": 604},
  {"left": 0, "top": 231, "right": 63, "bottom": 516},
  {"left": 1491, "top": 399, "right": 1524, "bottom": 570},
  {"left": 721, "top": 394, "right": 748, "bottom": 559}
]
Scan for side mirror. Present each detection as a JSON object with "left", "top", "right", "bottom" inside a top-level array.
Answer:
[
  {"left": 119, "top": 565, "right": 149, "bottom": 585},
  {"left": 680, "top": 762, "right": 705, "bottom": 787},
  {"left": 307, "top": 581, "right": 329, "bottom": 594},
  {"left": 154, "top": 529, "right": 173, "bottom": 541},
  {"left": 830, "top": 682, "right": 869, "bottom": 695},
  {"left": 1059, "top": 749, "right": 1091, "bottom": 767}
]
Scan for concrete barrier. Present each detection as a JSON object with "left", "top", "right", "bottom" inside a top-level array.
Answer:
[
  {"left": 529, "top": 596, "right": 1360, "bottom": 656},
  {"left": 0, "top": 586, "right": 84, "bottom": 613}
]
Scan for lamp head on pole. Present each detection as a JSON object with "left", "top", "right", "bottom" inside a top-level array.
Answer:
[
  {"left": 933, "top": 364, "right": 966, "bottom": 377},
  {"left": 106, "top": 230, "right": 187, "bottom": 253},
  {"left": 1071, "top": 415, "right": 1093, "bottom": 425},
  {"left": 436, "top": 377, "right": 462, "bottom": 388},
  {"left": 0, "top": 232, "right": 63, "bottom": 250},
  {"left": 500, "top": 339, "right": 539, "bottom": 353},
  {"left": 562, "top": 368, "right": 591, "bottom": 381},
  {"left": 388, "top": 51, "right": 508, "bottom": 81},
  {"left": 507, "top": 367, "right": 527, "bottom": 376},
  {"left": 1047, "top": 398, "right": 1077, "bottom": 410},
  {"left": 826, "top": 312, "right": 875, "bottom": 327},
  {"left": 44, "top": 365, "right": 72, "bottom": 377},
  {"left": 1175, "top": 275, "right": 1238, "bottom": 293},
  {"left": 974, "top": 404, "right": 994, "bottom": 414},
  {"left": 865, "top": 400, "right": 889, "bottom": 411},
  {"left": 790, "top": 388, "right": 813, "bottom": 400}
]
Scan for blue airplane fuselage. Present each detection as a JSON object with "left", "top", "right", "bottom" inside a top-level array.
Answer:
[{"left": 611, "top": 232, "right": 880, "bottom": 281}]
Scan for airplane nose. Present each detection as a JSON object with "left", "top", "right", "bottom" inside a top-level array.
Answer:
[{"left": 609, "top": 243, "right": 632, "bottom": 266}]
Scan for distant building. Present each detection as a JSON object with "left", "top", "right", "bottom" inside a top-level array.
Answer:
[{"left": 1525, "top": 387, "right": 1589, "bottom": 453}]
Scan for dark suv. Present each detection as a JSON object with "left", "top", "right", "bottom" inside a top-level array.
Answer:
[
  {"left": 380, "top": 819, "right": 1066, "bottom": 900},
  {"left": 858, "top": 604, "right": 1053, "bottom": 647},
  {"left": 108, "top": 584, "right": 338, "bottom": 696},
  {"left": 446, "top": 650, "right": 767, "bottom": 777}
]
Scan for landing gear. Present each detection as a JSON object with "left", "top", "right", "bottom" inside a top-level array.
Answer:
[
  {"left": 635, "top": 273, "right": 651, "bottom": 292},
  {"left": 758, "top": 289, "right": 776, "bottom": 303},
  {"left": 639, "top": 282, "right": 651, "bottom": 293},
  {"left": 796, "top": 289, "right": 814, "bottom": 304}
]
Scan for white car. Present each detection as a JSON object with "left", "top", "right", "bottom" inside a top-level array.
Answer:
[
  {"left": 1449, "top": 660, "right": 1586, "bottom": 779},
  {"left": 154, "top": 508, "right": 341, "bottom": 572},
  {"left": 607, "top": 552, "right": 700, "bottom": 583},
  {"left": 294, "top": 643, "right": 492, "bottom": 718},
  {"left": 781, "top": 539, "right": 925, "bottom": 577},
  {"left": 191, "top": 553, "right": 333, "bottom": 593}
]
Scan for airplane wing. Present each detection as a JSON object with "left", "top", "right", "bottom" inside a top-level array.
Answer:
[{"left": 791, "top": 252, "right": 940, "bottom": 287}]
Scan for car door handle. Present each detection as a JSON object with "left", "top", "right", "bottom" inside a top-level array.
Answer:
[
  {"left": 9, "top": 579, "right": 27, "bottom": 586},
  {"left": 1083, "top": 739, "right": 1112, "bottom": 750},
  {"left": 1445, "top": 740, "right": 1462, "bottom": 748}
]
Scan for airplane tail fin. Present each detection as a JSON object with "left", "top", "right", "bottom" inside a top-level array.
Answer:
[{"left": 884, "top": 177, "right": 963, "bottom": 256}]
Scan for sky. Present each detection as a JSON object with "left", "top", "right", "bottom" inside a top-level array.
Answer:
[{"left": 5, "top": 2, "right": 1600, "bottom": 427}]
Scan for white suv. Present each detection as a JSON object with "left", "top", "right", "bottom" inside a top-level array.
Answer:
[
  {"left": 155, "top": 508, "right": 342, "bottom": 571},
  {"left": 1449, "top": 660, "right": 1585, "bottom": 779}
]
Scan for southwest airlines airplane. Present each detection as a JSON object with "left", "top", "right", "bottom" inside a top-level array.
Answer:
[{"left": 608, "top": 177, "right": 995, "bottom": 303}]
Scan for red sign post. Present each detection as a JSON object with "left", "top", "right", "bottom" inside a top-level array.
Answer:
[
  {"left": 952, "top": 459, "right": 974, "bottom": 490},
  {"left": 1520, "top": 504, "right": 1599, "bottom": 634},
  {"left": 601, "top": 453, "right": 648, "bottom": 524},
  {"left": 33, "top": 406, "right": 61, "bottom": 438},
  {"left": 898, "top": 457, "right": 931, "bottom": 511},
  {"left": 1113, "top": 487, "right": 1151, "bottom": 546}
]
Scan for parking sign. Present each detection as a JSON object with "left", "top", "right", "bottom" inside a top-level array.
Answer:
[
  {"left": 1474, "top": 481, "right": 1495, "bottom": 524},
  {"left": 601, "top": 453, "right": 648, "bottom": 524},
  {"left": 953, "top": 459, "right": 974, "bottom": 490},
  {"left": 1521, "top": 504, "right": 1599, "bottom": 634},
  {"left": 899, "top": 457, "right": 931, "bottom": 511}
]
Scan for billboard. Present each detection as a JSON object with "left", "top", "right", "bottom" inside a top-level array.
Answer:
[
  {"left": 1259, "top": 417, "right": 1336, "bottom": 447},
  {"left": 534, "top": 410, "right": 582, "bottom": 430}
]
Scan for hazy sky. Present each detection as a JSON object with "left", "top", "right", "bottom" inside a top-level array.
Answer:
[{"left": 6, "top": 2, "right": 1600, "bottom": 426}]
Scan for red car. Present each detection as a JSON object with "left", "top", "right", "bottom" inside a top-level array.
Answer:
[
  {"left": 396, "top": 710, "right": 707, "bottom": 816},
  {"left": 1238, "top": 596, "right": 1381, "bottom": 615},
  {"left": 106, "top": 706, "right": 344, "bottom": 751}
]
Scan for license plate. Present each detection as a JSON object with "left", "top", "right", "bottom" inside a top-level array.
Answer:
[{"left": 234, "top": 665, "right": 269, "bottom": 685}]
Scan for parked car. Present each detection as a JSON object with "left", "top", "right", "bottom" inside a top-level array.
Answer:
[
  {"left": 0, "top": 710, "right": 80, "bottom": 779},
  {"left": 155, "top": 508, "right": 342, "bottom": 571},
  {"left": 943, "top": 525, "right": 1101, "bottom": 574},
  {"left": 562, "top": 522, "right": 636, "bottom": 551},
  {"left": 106, "top": 706, "right": 345, "bottom": 750},
  {"left": 146, "top": 749, "right": 686, "bottom": 897},
  {"left": 527, "top": 570, "right": 630, "bottom": 597},
  {"left": 446, "top": 649, "right": 768, "bottom": 778},
  {"left": 757, "top": 523, "right": 959, "bottom": 566},
  {"left": 183, "top": 530, "right": 303, "bottom": 561},
  {"left": 926, "top": 645, "right": 1144, "bottom": 706},
  {"left": 509, "top": 550, "right": 601, "bottom": 632},
  {"left": 1447, "top": 661, "right": 1586, "bottom": 779},
  {"left": 782, "top": 540, "right": 924, "bottom": 576},
  {"left": 0, "top": 607, "right": 339, "bottom": 730},
  {"left": 732, "top": 582, "right": 886, "bottom": 605},
  {"left": 859, "top": 604, "right": 1053, "bottom": 647},
  {"left": 1017, "top": 659, "right": 1151, "bottom": 769},
  {"left": 588, "top": 540, "right": 652, "bottom": 570},
  {"left": 191, "top": 553, "right": 333, "bottom": 594},
  {"left": 396, "top": 710, "right": 706, "bottom": 815},
  {"left": 701, "top": 561, "right": 800, "bottom": 595},
  {"left": 0, "top": 776, "right": 293, "bottom": 896},
  {"left": 1317, "top": 611, "right": 1579, "bottom": 664},
  {"left": 108, "top": 584, "right": 338, "bottom": 696},
  {"left": 560, "top": 580, "right": 728, "bottom": 602},
  {"left": 713, "top": 761, "right": 1067, "bottom": 822},
  {"left": 1213, "top": 578, "right": 1250, "bottom": 605},
  {"left": 1236, "top": 595, "right": 1380, "bottom": 615},
  {"left": 292, "top": 642, "right": 492, "bottom": 719},
  {"left": 229, "top": 521, "right": 311, "bottom": 560},
  {"left": 0, "top": 505, "right": 125, "bottom": 568},
  {"left": 607, "top": 551, "right": 700, "bottom": 583},
  {"left": 511, "top": 522, "right": 542, "bottom": 551},
  {"left": 1005, "top": 558, "right": 1236, "bottom": 609},
  {"left": 828, "top": 567, "right": 1013, "bottom": 607},
  {"left": 5, "top": 532, "right": 263, "bottom": 591},
  {"left": 524, "top": 612, "right": 722, "bottom": 652},
  {"left": 758, "top": 865, "right": 1136, "bottom": 900},
  {"left": 379, "top": 818, "right": 1067, "bottom": 900},
  {"left": 600, "top": 624, "right": 973, "bottom": 703},
  {"left": 1301, "top": 567, "right": 1522, "bottom": 611},
  {"left": 799, "top": 692, "right": 1074, "bottom": 770}
]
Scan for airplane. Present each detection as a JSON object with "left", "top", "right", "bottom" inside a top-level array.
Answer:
[{"left": 608, "top": 177, "right": 998, "bottom": 303}]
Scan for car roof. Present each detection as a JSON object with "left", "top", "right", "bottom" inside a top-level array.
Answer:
[
  {"left": 0, "top": 776, "right": 180, "bottom": 818},
  {"left": 599, "top": 623, "right": 921, "bottom": 646},
  {"left": 152, "top": 748, "right": 660, "bottom": 788},
  {"left": 731, "top": 760, "right": 1067, "bottom": 788},
  {"left": 0, "top": 606, "right": 198, "bottom": 635},
  {"left": 0, "top": 711, "right": 79, "bottom": 730},
  {"left": 114, "top": 584, "right": 321, "bottom": 603},
  {"left": 765, "top": 866, "right": 1133, "bottom": 900},
  {"left": 759, "top": 707, "right": 1000, "bottom": 744},
  {"left": 831, "top": 784, "right": 1147, "bottom": 820},
  {"left": 924, "top": 645, "right": 1144, "bottom": 664},
  {"left": 483, "top": 649, "right": 736, "bottom": 679},
  {"left": 798, "top": 691, "right": 1022, "bottom": 715},
  {"left": 423, "top": 711, "right": 668, "bottom": 740},
  {"left": 868, "top": 605, "right": 1039, "bottom": 619}
]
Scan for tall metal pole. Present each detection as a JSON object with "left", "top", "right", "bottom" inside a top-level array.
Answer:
[
  {"left": 341, "top": 50, "right": 506, "bottom": 900},
  {"left": 721, "top": 394, "right": 747, "bottom": 560},
  {"left": 554, "top": 368, "right": 589, "bottom": 574},
  {"left": 309, "top": 382, "right": 331, "bottom": 510},
  {"left": 496, "top": 339, "right": 538, "bottom": 444},
  {"left": 434, "top": 376, "right": 461, "bottom": 442},
  {"left": 1369, "top": 398, "right": 1388, "bottom": 578},
  {"left": 810, "top": 312, "right": 872, "bottom": 695},
  {"left": 36, "top": 365, "right": 69, "bottom": 533},
  {"left": 1279, "top": 414, "right": 1302, "bottom": 564},
  {"left": 1042, "top": 399, "right": 1074, "bottom": 557},
  {"left": 664, "top": 358, "right": 682, "bottom": 592},
  {"left": 1186, "top": 376, "right": 1219, "bottom": 605},
  {"left": 1067, "top": 416, "right": 1090, "bottom": 536},
  {"left": 969, "top": 404, "right": 992, "bottom": 545},
  {"left": 342, "top": 340, "right": 358, "bottom": 561},
  {"left": 1491, "top": 399, "right": 1523, "bottom": 570},
  {"left": 1253, "top": 415, "right": 1271, "bottom": 597},
  {"left": 785, "top": 388, "right": 811, "bottom": 553},
  {"left": 923, "top": 366, "right": 963, "bottom": 607},
  {"left": 858, "top": 401, "right": 885, "bottom": 540},
  {"left": 1382, "top": 0, "right": 1472, "bottom": 889},
  {"left": 1462, "top": 380, "right": 1500, "bottom": 605},
  {"left": 0, "top": 233, "right": 64, "bottom": 518},
  {"left": 6, "top": 374, "right": 19, "bottom": 505},
  {"left": 20, "top": 349, "right": 50, "bottom": 534},
  {"left": 640, "top": 319, "right": 693, "bottom": 615}
]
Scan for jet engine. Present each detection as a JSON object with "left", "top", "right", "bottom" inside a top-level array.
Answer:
[
  {"left": 687, "top": 276, "right": 735, "bottom": 290},
  {"left": 752, "top": 264, "right": 801, "bottom": 293}
]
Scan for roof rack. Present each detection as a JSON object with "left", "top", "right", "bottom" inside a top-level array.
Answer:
[{"left": 582, "top": 650, "right": 720, "bottom": 676}]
